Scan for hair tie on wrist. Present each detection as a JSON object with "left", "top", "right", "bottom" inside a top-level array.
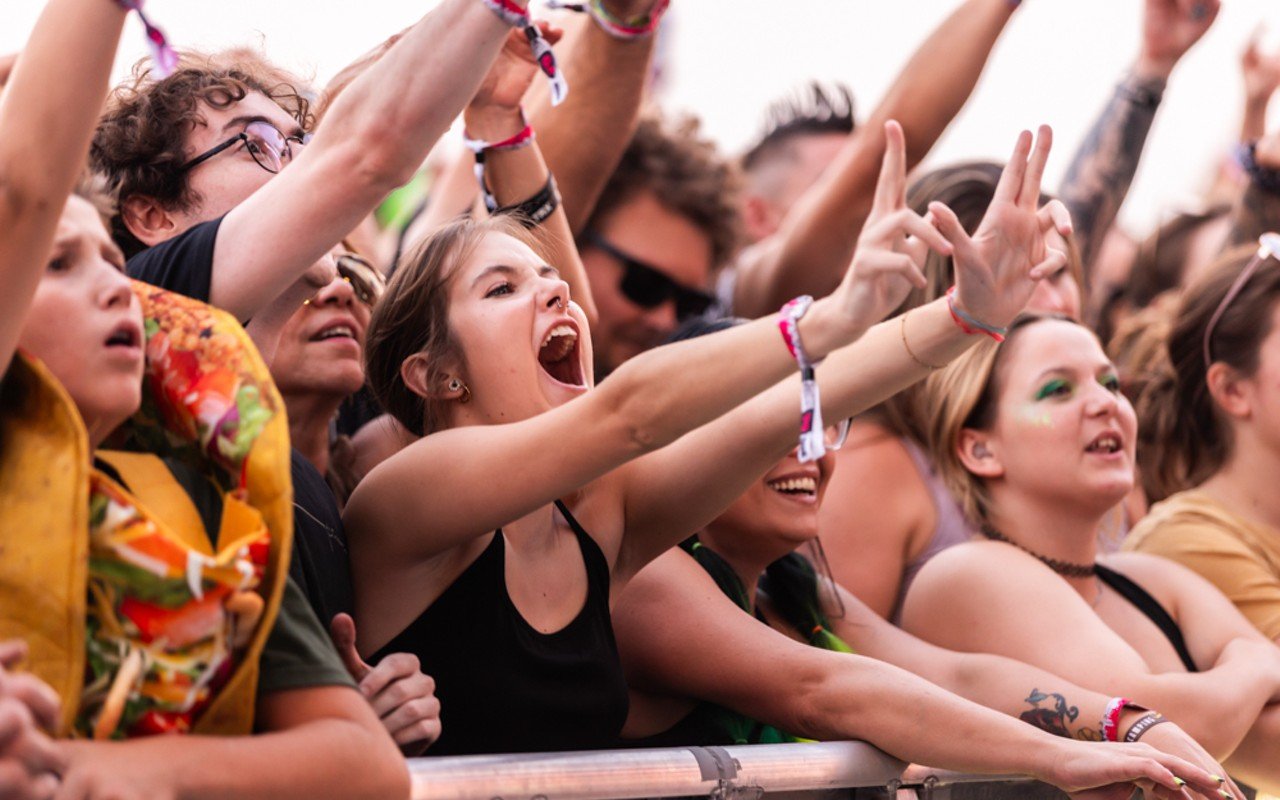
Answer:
[
  {"left": 463, "top": 122, "right": 537, "bottom": 213},
  {"left": 478, "top": 0, "right": 569, "bottom": 105},
  {"left": 945, "top": 286, "right": 1007, "bottom": 342},
  {"left": 778, "top": 296, "right": 827, "bottom": 464}
]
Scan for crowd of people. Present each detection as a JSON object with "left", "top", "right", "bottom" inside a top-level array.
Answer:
[{"left": 5, "top": 0, "right": 1280, "bottom": 797}]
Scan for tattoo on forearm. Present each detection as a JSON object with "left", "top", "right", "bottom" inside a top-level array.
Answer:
[
  {"left": 1058, "top": 73, "right": 1166, "bottom": 273},
  {"left": 1020, "top": 689, "right": 1102, "bottom": 742}
]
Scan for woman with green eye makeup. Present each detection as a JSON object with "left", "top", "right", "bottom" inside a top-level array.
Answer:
[{"left": 899, "top": 312, "right": 1280, "bottom": 791}]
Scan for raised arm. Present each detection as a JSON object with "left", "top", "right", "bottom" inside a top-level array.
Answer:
[
  {"left": 613, "top": 549, "right": 1220, "bottom": 797},
  {"left": 208, "top": 0, "right": 520, "bottom": 320},
  {"left": 1226, "top": 129, "right": 1280, "bottom": 247},
  {"left": 732, "top": 0, "right": 1020, "bottom": 319},
  {"left": 1058, "top": 0, "right": 1218, "bottom": 275},
  {"left": 1240, "top": 28, "right": 1280, "bottom": 145},
  {"left": 463, "top": 25, "right": 598, "bottom": 325},
  {"left": 614, "top": 124, "right": 1070, "bottom": 575},
  {"left": 0, "top": 0, "right": 127, "bottom": 375}
]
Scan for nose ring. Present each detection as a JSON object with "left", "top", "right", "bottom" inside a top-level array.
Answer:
[{"left": 555, "top": 297, "right": 564, "bottom": 309}]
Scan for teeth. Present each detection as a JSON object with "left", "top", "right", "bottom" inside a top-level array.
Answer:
[
  {"left": 541, "top": 324, "right": 577, "bottom": 348},
  {"left": 1088, "top": 436, "right": 1120, "bottom": 453},
  {"left": 540, "top": 325, "right": 577, "bottom": 363},
  {"left": 317, "top": 326, "right": 354, "bottom": 340},
  {"left": 767, "top": 477, "right": 818, "bottom": 494}
]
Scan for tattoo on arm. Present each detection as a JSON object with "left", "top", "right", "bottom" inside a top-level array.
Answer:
[
  {"left": 1058, "top": 73, "right": 1166, "bottom": 275},
  {"left": 1020, "top": 688, "right": 1102, "bottom": 742}
]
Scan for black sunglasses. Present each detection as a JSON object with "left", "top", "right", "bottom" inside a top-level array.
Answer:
[
  {"left": 583, "top": 230, "right": 714, "bottom": 320},
  {"left": 304, "top": 252, "right": 385, "bottom": 308},
  {"left": 181, "top": 119, "right": 310, "bottom": 175}
]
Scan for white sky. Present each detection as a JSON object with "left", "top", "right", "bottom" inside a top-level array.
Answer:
[{"left": 7, "top": 0, "right": 1280, "bottom": 233}]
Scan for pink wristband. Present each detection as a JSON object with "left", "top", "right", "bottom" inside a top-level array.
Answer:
[{"left": 1101, "top": 697, "right": 1128, "bottom": 742}]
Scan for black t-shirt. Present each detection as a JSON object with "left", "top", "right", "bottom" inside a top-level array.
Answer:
[
  {"left": 126, "top": 216, "right": 224, "bottom": 306},
  {"left": 289, "top": 451, "right": 356, "bottom": 627}
]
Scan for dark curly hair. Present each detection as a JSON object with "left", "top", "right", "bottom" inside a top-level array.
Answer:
[
  {"left": 585, "top": 112, "right": 742, "bottom": 272},
  {"left": 90, "top": 49, "right": 313, "bottom": 257}
]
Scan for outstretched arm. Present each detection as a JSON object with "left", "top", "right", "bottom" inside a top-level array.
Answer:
[
  {"left": 208, "top": 0, "right": 519, "bottom": 321},
  {"left": 613, "top": 549, "right": 1219, "bottom": 797},
  {"left": 732, "top": 0, "right": 1020, "bottom": 319},
  {"left": 0, "top": 0, "right": 127, "bottom": 376},
  {"left": 615, "top": 125, "right": 1071, "bottom": 576},
  {"left": 1059, "top": 0, "right": 1218, "bottom": 276}
]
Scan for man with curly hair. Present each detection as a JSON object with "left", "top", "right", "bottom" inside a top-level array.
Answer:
[{"left": 579, "top": 112, "right": 743, "bottom": 376}]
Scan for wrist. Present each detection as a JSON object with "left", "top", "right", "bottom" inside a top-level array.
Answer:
[
  {"left": 1134, "top": 54, "right": 1177, "bottom": 81},
  {"left": 801, "top": 296, "right": 867, "bottom": 359},
  {"left": 463, "top": 107, "right": 527, "bottom": 143}
]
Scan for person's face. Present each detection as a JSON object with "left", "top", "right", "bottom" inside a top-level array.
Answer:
[
  {"left": 968, "top": 320, "right": 1137, "bottom": 516},
  {"left": 1025, "top": 230, "right": 1083, "bottom": 320},
  {"left": 271, "top": 255, "right": 371, "bottom": 402},
  {"left": 446, "top": 233, "right": 594, "bottom": 425},
  {"left": 18, "top": 197, "right": 144, "bottom": 446},
  {"left": 580, "top": 190, "right": 714, "bottom": 374},
  {"left": 168, "top": 91, "right": 306, "bottom": 232},
  {"left": 1225, "top": 302, "right": 1280, "bottom": 456},
  {"left": 711, "top": 446, "right": 836, "bottom": 552},
  {"left": 743, "top": 132, "right": 846, "bottom": 243}
]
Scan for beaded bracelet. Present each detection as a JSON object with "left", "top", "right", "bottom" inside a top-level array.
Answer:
[
  {"left": 778, "top": 296, "right": 827, "bottom": 463},
  {"left": 112, "top": 0, "right": 177, "bottom": 76},
  {"left": 478, "top": 0, "right": 569, "bottom": 105},
  {"left": 463, "top": 123, "right": 537, "bottom": 213}
]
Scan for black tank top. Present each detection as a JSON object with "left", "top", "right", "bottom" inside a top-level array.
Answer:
[
  {"left": 1096, "top": 564, "right": 1198, "bottom": 673},
  {"left": 370, "top": 500, "right": 629, "bottom": 755}
]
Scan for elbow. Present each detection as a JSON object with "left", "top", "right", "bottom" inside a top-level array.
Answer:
[
  {"left": 598, "top": 373, "right": 672, "bottom": 457},
  {"left": 0, "top": 174, "right": 55, "bottom": 227},
  {"left": 352, "top": 724, "right": 412, "bottom": 800},
  {"left": 327, "top": 136, "right": 418, "bottom": 197}
]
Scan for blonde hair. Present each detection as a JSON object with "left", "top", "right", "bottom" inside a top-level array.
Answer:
[{"left": 920, "top": 314, "right": 1078, "bottom": 526}]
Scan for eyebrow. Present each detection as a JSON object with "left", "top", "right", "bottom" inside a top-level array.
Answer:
[
  {"left": 1031, "top": 363, "right": 1115, "bottom": 382},
  {"left": 220, "top": 114, "right": 305, "bottom": 139},
  {"left": 470, "top": 263, "right": 560, "bottom": 290}
]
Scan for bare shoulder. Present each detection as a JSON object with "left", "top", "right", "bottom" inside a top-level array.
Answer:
[{"left": 904, "top": 540, "right": 1072, "bottom": 621}]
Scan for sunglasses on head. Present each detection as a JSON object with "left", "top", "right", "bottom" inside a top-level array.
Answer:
[
  {"left": 304, "top": 252, "right": 385, "bottom": 308},
  {"left": 583, "top": 230, "right": 714, "bottom": 321}
]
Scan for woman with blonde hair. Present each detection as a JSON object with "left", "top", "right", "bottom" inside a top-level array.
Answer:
[{"left": 901, "top": 311, "right": 1280, "bottom": 792}]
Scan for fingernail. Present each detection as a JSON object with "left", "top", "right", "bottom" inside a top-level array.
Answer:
[
  {"left": 1211, "top": 775, "right": 1224, "bottom": 784},
  {"left": 1219, "top": 790, "right": 1233, "bottom": 799},
  {"left": 1173, "top": 777, "right": 1186, "bottom": 787}
]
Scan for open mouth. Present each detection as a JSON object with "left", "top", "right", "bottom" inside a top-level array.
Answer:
[
  {"left": 310, "top": 323, "right": 357, "bottom": 343},
  {"left": 766, "top": 475, "right": 818, "bottom": 499},
  {"left": 104, "top": 323, "right": 141, "bottom": 350},
  {"left": 538, "top": 324, "right": 585, "bottom": 387},
  {"left": 1084, "top": 432, "right": 1122, "bottom": 455}
]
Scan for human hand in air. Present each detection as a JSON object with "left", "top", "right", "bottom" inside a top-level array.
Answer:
[
  {"left": 330, "top": 613, "right": 442, "bottom": 756},
  {"left": 930, "top": 125, "right": 1071, "bottom": 332},
  {"left": 466, "top": 22, "right": 563, "bottom": 139},
  {"left": 833, "top": 120, "right": 953, "bottom": 331},
  {"left": 0, "top": 640, "right": 63, "bottom": 800},
  {"left": 1242, "top": 27, "right": 1280, "bottom": 107},
  {"left": 1138, "top": 0, "right": 1220, "bottom": 78}
]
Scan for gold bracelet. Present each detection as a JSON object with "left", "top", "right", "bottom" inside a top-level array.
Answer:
[{"left": 901, "top": 312, "right": 945, "bottom": 370}]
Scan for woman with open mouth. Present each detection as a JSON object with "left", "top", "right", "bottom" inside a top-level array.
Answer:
[
  {"left": 903, "top": 312, "right": 1280, "bottom": 793},
  {"left": 347, "top": 119, "right": 1225, "bottom": 796}
]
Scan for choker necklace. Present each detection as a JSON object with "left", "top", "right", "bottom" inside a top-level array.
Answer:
[{"left": 981, "top": 527, "right": 1097, "bottom": 578}]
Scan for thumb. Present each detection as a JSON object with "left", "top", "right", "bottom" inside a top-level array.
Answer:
[{"left": 329, "top": 613, "right": 372, "bottom": 682}]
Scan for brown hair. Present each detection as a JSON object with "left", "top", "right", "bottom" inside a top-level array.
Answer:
[
  {"left": 586, "top": 112, "right": 743, "bottom": 271},
  {"left": 920, "top": 314, "right": 1080, "bottom": 525},
  {"left": 90, "top": 49, "right": 313, "bottom": 257},
  {"left": 1134, "top": 245, "right": 1280, "bottom": 502},
  {"left": 365, "top": 215, "right": 540, "bottom": 437}
]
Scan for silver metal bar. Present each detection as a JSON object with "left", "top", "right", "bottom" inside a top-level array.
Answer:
[{"left": 407, "top": 742, "right": 1034, "bottom": 800}]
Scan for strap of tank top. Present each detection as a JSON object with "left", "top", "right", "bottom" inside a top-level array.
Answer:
[
  {"left": 1095, "top": 564, "right": 1198, "bottom": 672},
  {"left": 553, "top": 500, "right": 610, "bottom": 580}
]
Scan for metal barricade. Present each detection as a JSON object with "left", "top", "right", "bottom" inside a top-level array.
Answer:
[{"left": 407, "top": 742, "right": 1051, "bottom": 800}]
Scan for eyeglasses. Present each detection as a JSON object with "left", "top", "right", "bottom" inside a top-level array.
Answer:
[
  {"left": 1202, "top": 232, "right": 1280, "bottom": 369},
  {"left": 824, "top": 418, "right": 851, "bottom": 452},
  {"left": 304, "top": 252, "right": 385, "bottom": 308},
  {"left": 181, "top": 120, "right": 310, "bottom": 175},
  {"left": 583, "top": 230, "right": 715, "bottom": 321}
]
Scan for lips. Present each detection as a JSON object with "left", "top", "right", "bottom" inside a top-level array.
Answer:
[
  {"left": 537, "top": 320, "right": 585, "bottom": 387},
  {"left": 765, "top": 471, "right": 820, "bottom": 503},
  {"left": 1084, "top": 429, "right": 1124, "bottom": 455},
  {"left": 104, "top": 320, "right": 142, "bottom": 350},
  {"left": 308, "top": 315, "right": 362, "bottom": 345}
]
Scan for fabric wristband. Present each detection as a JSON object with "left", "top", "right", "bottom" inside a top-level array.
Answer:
[
  {"left": 478, "top": 0, "right": 569, "bottom": 105},
  {"left": 463, "top": 123, "right": 537, "bottom": 213},
  {"left": 112, "top": 0, "right": 177, "bottom": 76},
  {"left": 945, "top": 286, "right": 1007, "bottom": 342},
  {"left": 1122, "top": 711, "right": 1170, "bottom": 743},
  {"left": 546, "top": 0, "right": 670, "bottom": 39},
  {"left": 778, "top": 296, "right": 827, "bottom": 464},
  {"left": 1101, "top": 698, "right": 1151, "bottom": 742},
  {"left": 497, "top": 173, "right": 561, "bottom": 227}
]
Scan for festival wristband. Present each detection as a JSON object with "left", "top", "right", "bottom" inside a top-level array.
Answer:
[
  {"left": 945, "top": 286, "right": 1008, "bottom": 342},
  {"left": 112, "top": 0, "right": 177, "bottom": 76},
  {"left": 778, "top": 296, "right": 827, "bottom": 464},
  {"left": 498, "top": 172, "right": 561, "bottom": 227},
  {"left": 1123, "top": 712, "right": 1170, "bottom": 743},
  {"left": 479, "top": 0, "right": 569, "bottom": 105},
  {"left": 1101, "top": 698, "right": 1150, "bottom": 742},
  {"left": 546, "top": 0, "right": 670, "bottom": 39},
  {"left": 463, "top": 123, "right": 537, "bottom": 213}
]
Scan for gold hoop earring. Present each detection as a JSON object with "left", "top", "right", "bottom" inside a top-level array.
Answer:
[{"left": 447, "top": 378, "right": 471, "bottom": 404}]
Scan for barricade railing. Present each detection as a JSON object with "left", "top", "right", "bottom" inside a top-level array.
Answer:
[{"left": 407, "top": 741, "right": 1044, "bottom": 800}]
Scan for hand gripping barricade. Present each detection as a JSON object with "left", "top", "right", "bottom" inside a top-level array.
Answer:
[{"left": 0, "top": 282, "right": 292, "bottom": 739}]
